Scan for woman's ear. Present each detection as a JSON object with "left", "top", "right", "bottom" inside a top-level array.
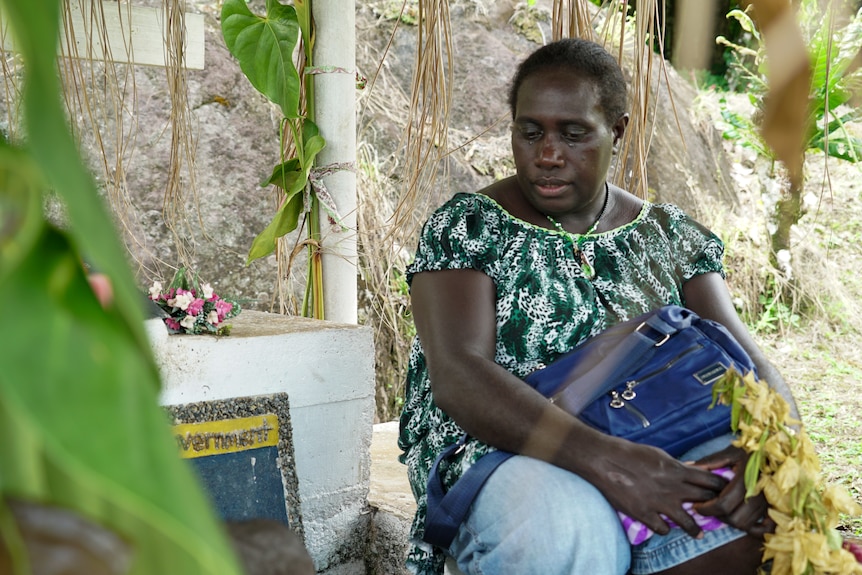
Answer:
[{"left": 613, "top": 113, "right": 630, "bottom": 146}]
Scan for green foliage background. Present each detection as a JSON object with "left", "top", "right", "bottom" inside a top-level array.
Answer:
[{"left": 0, "top": 1, "right": 243, "bottom": 573}]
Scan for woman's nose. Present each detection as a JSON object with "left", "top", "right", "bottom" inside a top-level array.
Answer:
[{"left": 537, "top": 136, "right": 565, "bottom": 166}]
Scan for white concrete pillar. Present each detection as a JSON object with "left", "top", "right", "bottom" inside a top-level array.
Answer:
[{"left": 312, "top": 0, "right": 358, "bottom": 324}]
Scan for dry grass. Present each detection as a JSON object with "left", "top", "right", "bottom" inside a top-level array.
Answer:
[{"left": 357, "top": 140, "right": 416, "bottom": 423}]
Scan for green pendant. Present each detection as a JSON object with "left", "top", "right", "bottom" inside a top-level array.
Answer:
[{"left": 579, "top": 253, "right": 596, "bottom": 280}]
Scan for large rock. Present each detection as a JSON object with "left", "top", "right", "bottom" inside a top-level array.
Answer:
[{"left": 27, "top": 0, "right": 737, "bottom": 308}]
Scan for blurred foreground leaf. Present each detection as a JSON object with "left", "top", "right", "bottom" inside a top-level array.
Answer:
[{"left": 0, "top": 0, "right": 244, "bottom": 573}]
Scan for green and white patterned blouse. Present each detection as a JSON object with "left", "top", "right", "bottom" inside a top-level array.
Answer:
[{"left": 398, "top": 192, "right": 725, "bottom": 575}]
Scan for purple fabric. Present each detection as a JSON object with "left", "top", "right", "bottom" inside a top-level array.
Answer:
[{"left": 618, "top": 467, "right": 735, "bottom": 545}]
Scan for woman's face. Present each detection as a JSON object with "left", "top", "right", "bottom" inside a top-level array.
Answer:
[{"left": 511, "top": 68, "right": 626, "bottom": 219}]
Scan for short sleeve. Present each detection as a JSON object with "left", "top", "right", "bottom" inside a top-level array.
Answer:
[
  {"left": 406, "top": 193, "right": 502, "bottom": 283},
  {"left": 660, "top": 204, "right": 725, "bottom": 281}
]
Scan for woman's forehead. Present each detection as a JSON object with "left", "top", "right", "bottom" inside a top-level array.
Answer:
[{"left": 515, "top": 69, "right": 603, "bottom": 119}]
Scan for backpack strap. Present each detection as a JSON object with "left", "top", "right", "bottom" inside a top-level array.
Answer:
[
  {"left": 423, "top": 435, "right": 515, "bottom": 548},
  {"left": 547, "top": 306, "right": 693, "bottom": 415}
]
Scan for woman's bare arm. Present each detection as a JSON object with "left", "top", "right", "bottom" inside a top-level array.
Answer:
[
  {"left": 683, "top": 272, "right": 797, "bottom": 418},
  {"left": 683, "top": 271, "right": 794, "bottom": 535}
]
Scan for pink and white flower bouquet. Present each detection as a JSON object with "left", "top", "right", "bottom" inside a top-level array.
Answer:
[{"left": 147, "top": 268, "right": 241, "bottom": 335}]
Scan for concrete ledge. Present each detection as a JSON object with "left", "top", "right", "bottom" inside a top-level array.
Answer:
[
  {"left": 369, "top": 421, "right": 466, "bottom": 575},
  {"left": 148, "top": 315, "right": 452, "bottom": 574},
  {"left": 369, "top": 421, "right": 416, "bottom": 520},
  {"left": 366, "top": 508, "right": 411, "bottom": 575},
  {"left": 368, "top": 421, "right": 412, "bottom": 574}
]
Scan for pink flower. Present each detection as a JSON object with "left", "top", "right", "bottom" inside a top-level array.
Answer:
[
  {"left": 215, "top": 299, "right": 233, "bottom": 321},
  {"left": 186, "top": 298, "right": 205, "bottom": 316},
  {"left": 164, "top": 317, "right": 181, "bottom": 331}
]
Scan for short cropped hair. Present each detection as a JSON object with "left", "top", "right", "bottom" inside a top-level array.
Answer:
[{"left": 508, "top": 38, "right": 628, "bottom": 127}]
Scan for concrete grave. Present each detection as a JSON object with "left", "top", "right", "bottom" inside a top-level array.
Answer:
[
  {"left": 149, "top": 311, "right": 376, "bottom": 573},
  {"left": 165, "top": 394, "right": 304, "bottom": 537}
]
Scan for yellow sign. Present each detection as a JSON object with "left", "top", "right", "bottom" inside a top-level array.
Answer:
[{"left": 173, "top": 414, "right": 278, "bottom": 459}]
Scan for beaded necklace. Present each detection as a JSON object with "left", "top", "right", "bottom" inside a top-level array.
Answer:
[{"left": 545, "top": 182, "right": 609, "bottom": 280}]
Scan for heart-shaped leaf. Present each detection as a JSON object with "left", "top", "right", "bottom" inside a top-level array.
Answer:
[
  {"left": 299, "top": 119, "right": 326, "bottom": 170},
  {"left": 221, "top": 0, "right": 301, "bottom": 118}
]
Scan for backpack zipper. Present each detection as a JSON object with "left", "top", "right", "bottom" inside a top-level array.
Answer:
[
  {"left": 609, "top": 390, "right": 651, "bottom": 427},
  {"left": 606, "top": 343, "right": 705, "bottom": 428}
]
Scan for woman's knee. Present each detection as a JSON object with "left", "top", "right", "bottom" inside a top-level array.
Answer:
[{"left": 449, "top": 456, "right": 631, "bottom": 575}]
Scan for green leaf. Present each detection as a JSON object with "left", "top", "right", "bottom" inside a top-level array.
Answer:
[
  {"left": 730, "top": 384, "right": 744, "bottom": 431},
  {"left": 261, "top": 158, "right": 302, "bottom": 191},
  {"left": 249, "top": 118, "right": 327, "bottom": 264},
  {"left": 292, "top": 0, "right": 314, "bottom": 58},
  {"left": 1, "top": 0, "right": 151, "bottom": 354},
  {"left": 260, "top": 158, "right": 306, "bottom": 196},
  {"left": 743, "top": 431, "right": 769, "bottom": 498},
  {"left": 0, "top": 227, "right": 244, "bottom": 575},
  {"left": 168, "top": 266, "right": 203, "bottom": 293},
  {"left": 221, "top": 0, "right": 301, "bottom": 118},
  {"left": 300, "top": 120, "right": 326, "bottom": 167},
  {"left": 727, "top": 9, "right": 759, "bottom": 39},
  {"left": 0, "top": 1, "right": 245, "bottom": 573},
  {"left": 247, "top": 192, "right": 305, "bottom": 262},
  {"left": 815, "top": 134, "right": 862, "bottom": 162},
  {"left": 0, "top": 144, "right": 44, "bottom": 278},
  {"left": 826, "top": 527, "right": 844, "bottom": 551}
]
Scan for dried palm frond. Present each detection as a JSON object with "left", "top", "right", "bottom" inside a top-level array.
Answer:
[
  {"left": 1, "top": 0, "right": 199, "bottom": 281},
  {"left": 55, "top": 0, "right": 156, "bottom": 271},
  {"left": 357, "top": 139, "right": 414, "bottom": 422},
  {"left": 162, "top": 0, "right": 202, "bottom": 270},
  {"left": 588, "top": 0, "right": 664, "bottom": 199},
  {"left": 389, "top": 0, "right": 453, "bottom": 244},
  {"left": 551, "top": 0, "right": 595, "bottom": 42},
  {"left": 355, "top": 7, "right": 420, "bottom": 420}
]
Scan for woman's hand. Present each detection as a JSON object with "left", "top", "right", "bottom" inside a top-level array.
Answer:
[
  {"left": 690, "top": 445, "right": 774, "bottom": 538},
  {"left": 585, "top": 438, "right": 728, "bottom": 539}
]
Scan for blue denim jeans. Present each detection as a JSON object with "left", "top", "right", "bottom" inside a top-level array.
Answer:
[{"left": 446, "top": 434, "right": 746, "bottom": 575}]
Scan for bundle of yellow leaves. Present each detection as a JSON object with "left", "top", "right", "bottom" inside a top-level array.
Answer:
[{"left": 712, "top": 370, "right": 862, "bottom": 575}]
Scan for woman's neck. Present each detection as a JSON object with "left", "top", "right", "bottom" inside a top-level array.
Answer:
[{"left": 480, "top": 177, "right": 644, "bottom": 233}]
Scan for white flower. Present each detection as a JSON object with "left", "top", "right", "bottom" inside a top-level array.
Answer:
[
  {"left": 148, "top": 281, "right": 163, "bottom": 299},
  {"left": 206, "top": 310, "right": 220, "bottom": 325},
  {"left": 180, "top": 314, "right": 197, "bottom": 329},
  {"left": 201, "top": 283, "right": 214, "bottom": 300},
  {"left": 169, "top": 291, "right": 195, "bottom": 311},
  {"left": 776, "top": 249, "right": 793, "bottom": 280}
]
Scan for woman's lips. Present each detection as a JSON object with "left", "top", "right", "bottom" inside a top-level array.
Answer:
[{"left": 534, "top": 179, "right": 569, "bottom": 197}]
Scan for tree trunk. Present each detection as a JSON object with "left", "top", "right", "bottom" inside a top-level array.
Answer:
[{"left": 770, "top": 174, "right": 804, "bottom": 269}]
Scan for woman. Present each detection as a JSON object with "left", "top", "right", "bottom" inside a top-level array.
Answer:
[{"left": 398, "top": 38, "right": 796, "bottom": 575}]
